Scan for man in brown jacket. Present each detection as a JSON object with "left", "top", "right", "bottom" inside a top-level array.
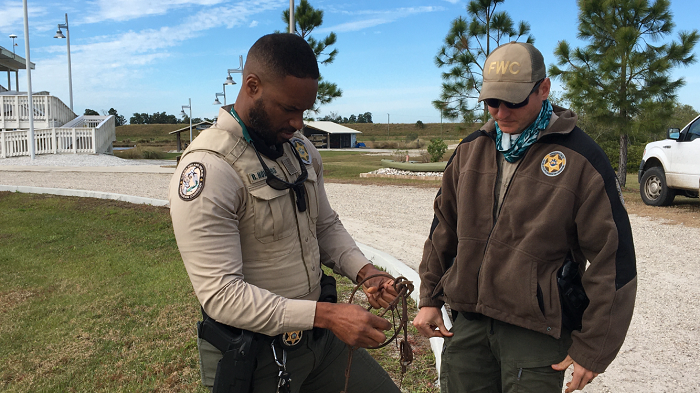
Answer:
[
  {"left": 170, "top": 33, "right": 400, "bottom": 392},
  {"left": 413, "top": 42, "right": 636, "bottom": 392}
]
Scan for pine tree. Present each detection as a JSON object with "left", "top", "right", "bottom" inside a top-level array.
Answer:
[
  {"left": 434, "top": 0, "right": 534, "bottom": 123},
  {"left": 550, "top": 0, "right": 698, "bottom": 186},
  {"left": 282, "top": 0, "right": 341, "bottom": 113}
]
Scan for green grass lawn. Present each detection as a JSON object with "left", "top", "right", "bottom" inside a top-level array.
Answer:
[
  {"left": 0, "top": 192, "right": 437, "bottom": 392},
  {"left": 0, "top": 193, "right": 206, "bottom": 392}
]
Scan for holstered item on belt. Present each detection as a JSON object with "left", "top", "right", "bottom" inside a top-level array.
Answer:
[
  {"left": 197, "top": 310, "right": 261, "bottom": 393},
  {"left": 313, "top": 270, "right": 337, "bottom": 340},
  {"left": 318, "top": 270, "right": 337, "bottom": 304},
  {"left": 557, "top": 253, "right": 590, "bottom": 331}
]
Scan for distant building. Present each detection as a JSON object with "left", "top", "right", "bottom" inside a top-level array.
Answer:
[{"left": 302, "top": 121, "right": 362, "bottom": 149}]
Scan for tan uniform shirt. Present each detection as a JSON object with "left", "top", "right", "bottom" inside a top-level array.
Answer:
[{"left": 169, "top": 107, "right": 369, "bottom": 336}]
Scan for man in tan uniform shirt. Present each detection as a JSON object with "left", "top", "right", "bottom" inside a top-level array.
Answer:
[{"left": 169, "top": 34, "right": 401, "bottom": 392}]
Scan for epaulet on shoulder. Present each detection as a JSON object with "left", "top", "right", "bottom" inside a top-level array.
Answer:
[{"left": 182, "top": 127, "right": 247, "bottom": 166}]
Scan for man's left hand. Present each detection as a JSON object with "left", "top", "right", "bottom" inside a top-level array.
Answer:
[
  {"left": 552, "top": 355, "right": 599, "bottom": 392},
  {"left": 356, "top": 264, "right": 398, "bottom": 309}
]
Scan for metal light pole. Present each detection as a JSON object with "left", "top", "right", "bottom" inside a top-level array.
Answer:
[
  {"left": 289, "top": 0, "right": 295, "bottom": 33},
  {"left": 22, "top": 0, "right": 35, "bottom": 160},
  {"left": 9, "top": 34, "right": 17, "bottom": 54},
  {"left": 225, "top": 55, "right": 243, "bottom": 89},
  {"left": 221, "top": 81, "right": 233, "bottom": 105},
  {"left": 387, "top": 113, "right": 390, "bottom": 139},
  {"left": 181, "top": 99, "right": 192, "bottom": 144},
  {"left": 213, "top": 92, "right": 225, "bottom": 106},
  {"left": 53, "top": 13, "right": 73, "bottom": 112}
]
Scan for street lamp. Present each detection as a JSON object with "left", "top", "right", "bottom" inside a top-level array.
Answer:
[
  {"left": 9, "top": 34, "right": 17, "bottom": 54},
  {"left": 53, "top": 13, "right": 73, "bottom": 112},
  {"left": 180, "top": 98, "right": 192, "bottom": 144},
  {"left": 213, "top": 92, "right": 225, "bottom": 106},
  {"left": 225, "top": 55, "right": 243, "bottom": 85}
]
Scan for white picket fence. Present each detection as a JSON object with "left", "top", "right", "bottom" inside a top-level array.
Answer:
[
  {"left": 1, "top": 94, "right": 76, "bottom": 130},
  {"left": 0, "top": 115, "right": 116, "bottom": 158}
]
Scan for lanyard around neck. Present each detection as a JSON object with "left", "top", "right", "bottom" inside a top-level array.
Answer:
[{"left": 229, "top": 107, "right": 253, "bottom": 144}]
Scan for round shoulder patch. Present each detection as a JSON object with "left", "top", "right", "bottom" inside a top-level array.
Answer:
[
  {"left": 179, "top": 162, "right": 206, "bottom": 201},
  {"left": 541, "top": 151, "right": 566, "bottom": 177},
  {"left": 290, "top": 137, "right": 311, "bottom": 165}
]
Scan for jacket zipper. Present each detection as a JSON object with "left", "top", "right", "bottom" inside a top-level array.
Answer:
[{"left": 476, "top": 137, "right": 532, "bottom": 301}]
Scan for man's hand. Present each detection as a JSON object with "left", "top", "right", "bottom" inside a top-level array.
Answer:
[
  {"left": 552, "top": 355, "right": 599, "bottom": 392},
  {"left": 412, "top": 306, "right": 454, "bottom": 338},
  {"left": 356, "top": 264, "right": 398, "bottom": 310},
  {"left": 314, "top": 302, "right": 392, "bottom": 348}
]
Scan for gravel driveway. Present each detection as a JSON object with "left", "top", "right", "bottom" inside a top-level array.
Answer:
[{"left": 2, "top": 156, "right": 699, "bottom": 392}]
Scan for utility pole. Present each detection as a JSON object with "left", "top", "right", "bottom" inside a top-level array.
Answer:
[
  {"left": 387, "top": 113, "right": 389, "bottom": 139},
  {"left": 289, "top": 0, "right": 294, "bottom": 33}
]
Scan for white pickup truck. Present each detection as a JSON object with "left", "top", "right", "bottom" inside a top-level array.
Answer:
[{"left": 638, "top": 114, "right": 700, "bottom": 206}]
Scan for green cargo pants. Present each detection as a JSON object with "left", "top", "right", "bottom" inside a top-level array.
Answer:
[
  {"left": 198, "top": 327, "right": 400, "bottom": 393},
  {"left": 440, "top": 312, "right": 572, "bottom": 393}
]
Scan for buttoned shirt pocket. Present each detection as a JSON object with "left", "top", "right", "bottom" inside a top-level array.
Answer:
[{"left": 249, "top": 186, "right": 295, "bottom": 243}]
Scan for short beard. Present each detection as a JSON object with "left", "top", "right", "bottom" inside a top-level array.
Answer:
[{"left": 248, "top": 98, "right": 278, "bottom": 146}]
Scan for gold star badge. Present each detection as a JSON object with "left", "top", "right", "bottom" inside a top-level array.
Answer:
[
  {"left": 541, "top": 151, "right": 566, "bottom": 176},
  {"left": 282, "top": 330, "right": 303, "bottom": 346}
]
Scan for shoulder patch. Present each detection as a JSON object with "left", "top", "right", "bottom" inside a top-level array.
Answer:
[
  {"left": 291, "top": 137, "right": 311, "bottom": 165},
  {"left": 179, "top": 162, "right": 206, "bottom": 201},
  {"left": 541, "top": 151, "right": 566, "bottom": 177}
]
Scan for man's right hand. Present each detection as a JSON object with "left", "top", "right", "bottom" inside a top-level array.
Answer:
[
  {"left": 412, "top": 306, "right": 453, "bottom": 338},
  {"left": 314, "top": 302, "right": 392, "bottom": 348}
]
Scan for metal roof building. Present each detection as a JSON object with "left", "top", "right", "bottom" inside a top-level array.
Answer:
[{"left": 302, "top": 121, "right": 362, "bottom": 149}]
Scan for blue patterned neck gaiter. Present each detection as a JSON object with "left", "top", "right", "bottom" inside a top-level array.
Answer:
[{"left": 495, "top": 100, "right": 553, "bottom": 163}]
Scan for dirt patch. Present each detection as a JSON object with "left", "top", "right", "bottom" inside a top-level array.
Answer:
[
  {"left": 625, "top": 196, "right": 700, "bottom": 228},
  {"left": 0, "top": 289, "right": 34, "bottom": 313}
]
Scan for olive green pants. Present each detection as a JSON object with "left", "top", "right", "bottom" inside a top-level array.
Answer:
[
  {"left": 198, "top": 328, "right": 400, "bottom": 393},
  {"left": 440, "top": 312, "right": 572, "bottom": 393}
]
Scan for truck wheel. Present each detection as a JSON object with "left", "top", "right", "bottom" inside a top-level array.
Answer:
[{"left": 640, "top": 167, "right": 676, "bottom": 206}]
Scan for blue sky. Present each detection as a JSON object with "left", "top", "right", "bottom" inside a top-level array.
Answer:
[{"left": 1, "top": 0, "right": 698, "bottom": 124}]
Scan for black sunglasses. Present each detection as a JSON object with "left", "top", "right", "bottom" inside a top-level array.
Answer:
[
  {"left": 484, "top": 79, "right": 544, "bottom": 109},
  {"left": 251, "top": 141, "right": 308, "bottom": 212}
]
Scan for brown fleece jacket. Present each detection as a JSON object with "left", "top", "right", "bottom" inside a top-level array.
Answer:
[{"left": 418, "top": 105, "right": 636, "bottom": 373}]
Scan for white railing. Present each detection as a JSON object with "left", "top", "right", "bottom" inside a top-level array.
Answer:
[
  {"left": 0, "top": 115, "right": 116, "bottom": 158},
  {"left": 1, "top": 94, "right": 76, "bottom": 130}
]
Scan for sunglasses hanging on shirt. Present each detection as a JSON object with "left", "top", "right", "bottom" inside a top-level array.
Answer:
[
  {"left": 251, "top": 142, "right": 308, "bottom": 213},
  {"left": 228, "top": 107, "right": 309, "bottom": 213}
]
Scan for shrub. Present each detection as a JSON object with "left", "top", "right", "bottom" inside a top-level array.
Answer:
[
  {"left": 427, "top": 138, "right": 448, "bottom": 162},
  {"left": 419, "top": 150, "right": 432, "bottom": 163},
  {"left": 141, "top": 148, "right": 166, "bottom": 159},
  {"left": 415, "top": 120, "right": 425, "bottom": 129},
  {"left": 113, "top": 146, "right": 167, "bottom": 160},
  {"left": 392, "top": 149, "right": 409, "bottom": 162},
  {"left": 405, "top": 132, "right": 419, "bottom": 143},
  {"left": 373, "top": 140, "right": 398, "bottom": 149}
]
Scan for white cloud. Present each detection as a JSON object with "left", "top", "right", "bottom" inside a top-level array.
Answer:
[
  {"left": 443, "top": 0, "right": 461, "bottom": 4},
  {"left": 81, "top": 0, "right": 230, "bottom": 23},
  {"left": 30, "top": 0, "right": 285, "bottom": 114},
  {"left": 249, "top": 20, "right": 259, "bottom": 28},
  {"left": 318, "top": 6, "right": 444, "bottom": 33},
  {"left": 0, "top": 2, "right": 47, "bottom": 32}
]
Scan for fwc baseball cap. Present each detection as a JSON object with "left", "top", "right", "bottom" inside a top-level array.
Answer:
[{"left": 478, "top": 42, "right": 546, "bottom": 104}]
